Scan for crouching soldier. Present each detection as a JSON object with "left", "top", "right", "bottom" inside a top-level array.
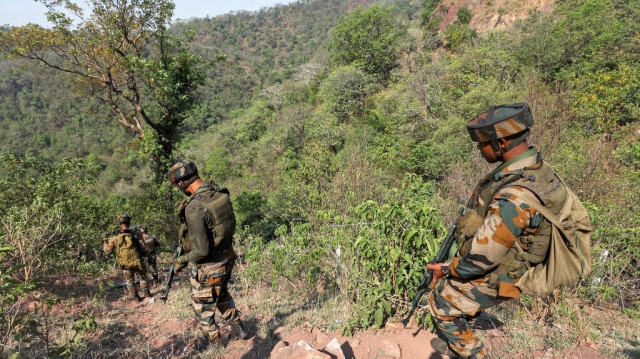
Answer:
[
  {"left": 426, "top": 103, "right": 591, "bottom": 358},
  {"left": 103, "top": 214, "right": 151, "bottom": 301}
]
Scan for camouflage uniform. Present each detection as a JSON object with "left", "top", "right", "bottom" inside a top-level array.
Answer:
[
  {"left": 79, "top": 243, "right": 88, "bottom": 262},
  {"left": 66, "top": 243, "right": 80, "bottom": 261},
  {"left": 428, "top": 104, "right": 573, "bottom": 358},
  {"left": 141, "top": 231, "right": 160, "bottom": 284},
  {"left": 104, "top": 228, "right": 151, "bottom": 300},
  {"left": 176, "top": 182, "right": 241, "bottom": 342}
]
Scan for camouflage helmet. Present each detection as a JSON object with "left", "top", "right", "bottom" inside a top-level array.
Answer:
[
  {"left": 168, "top": 160, "right": 199, "bottom": 191},
  {"left": 138, "top": 225, "right": 148, "bottom": 233},
  {"left": 467, "top": 103, "right": 533, "bottom": 151},
  {"left": 118, "top": 213, "right": 131, "bottom": 224}
]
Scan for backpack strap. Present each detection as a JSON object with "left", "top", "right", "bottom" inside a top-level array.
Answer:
[{"left": 499, "top": 186, "right": 565, "bottom": 231}]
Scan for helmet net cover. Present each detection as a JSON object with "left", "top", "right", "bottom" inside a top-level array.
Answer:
[
  {"left": 167, "top": 160, "right": 199, "bottom": 190},
  {"left": 466, "top": 103, "right": 533, "bottom": 143}
]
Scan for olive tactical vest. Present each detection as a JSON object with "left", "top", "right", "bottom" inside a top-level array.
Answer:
[
  {"left": 178, "top": 183, "right": 236, "bottom": 263},
  {"left": 456, "top": 158, "right": 567, "bottom": 282},
  {"left": 114, "top": 232, "right": 143, "bottom": 270}
]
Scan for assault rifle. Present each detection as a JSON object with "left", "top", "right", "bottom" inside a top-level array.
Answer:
[
  {"left": 161, "top": 245, "right": 183, "bottom": 304},
  {"left": 402, "top": 222, "right": 458, "bottom": 326}
]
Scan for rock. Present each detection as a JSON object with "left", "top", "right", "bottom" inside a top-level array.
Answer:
[
  {"left": 381, "top": 340, "right": 401, "bottom": 358},
  {"left": 273, "top": 340, "right": 331, "bottom": 359},
  {"left": 315, "top": 330, "right": 331, "bottom": 345},
  {"left": 302, "top": 322, "right": 314, "bottom": 332},
  {"left": 323, "top": 338, "right": 345, "bottom": 359},
  {"left": 272, "top": 326, "right": 286, "bottom": 337},
  {"left": 350, "top": 338, "right": 360, "bottom": 349},
  {"left": 385, "top": 321, "right": 404, "bottom": 332},
  {"left": 269, "top": 341, "right": 287, "bottom": 358}
]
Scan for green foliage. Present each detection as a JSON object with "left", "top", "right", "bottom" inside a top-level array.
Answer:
[
  {"left": 328, "top": 5, "right": 407, "bottom": 80},
  {"left": 443, "top": 23, "right": 477, "bottom": 51},
  {"left": 0, "top": 247, "right": 35, "bottom": 355},
  {"left": 421, "top": 0, "right": 439, "bottom": 25},
  {"left": 234, "top": 190, "right": 280, "bottom": 239},
  {"left": 457, "top": 7, "right": 472, "bottom": 24},
  {"left": 0, "top": 0, "right": 207, "bottom": 177},
  {"left": 204, "top": 146, "right": 232, "bottom": 182},
  {"left": 344, "top": 175, "right": 445, "bottom": 331},
  {"left": 319, "top": 66, "right": 377, "bottom": 123},
  {"left": 0, "top": 153, "right": 110, "bottom": 281}
]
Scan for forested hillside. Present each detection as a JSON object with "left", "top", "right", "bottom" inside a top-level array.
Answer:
[{"left": 1, "top": 0, "right": 639, "bottom": 357}]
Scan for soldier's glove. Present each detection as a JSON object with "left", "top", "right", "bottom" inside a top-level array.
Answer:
[{"left": 173, "top": 258, "right": 188, "bottom": 273}]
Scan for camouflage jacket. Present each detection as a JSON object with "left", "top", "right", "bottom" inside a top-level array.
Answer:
[{"left": 443, "top": 147, "right": 549, "bottom": 280}]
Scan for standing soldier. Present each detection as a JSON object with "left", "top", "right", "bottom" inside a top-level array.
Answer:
[
  {"left": 426, "top": 103, "right": 591, "bottom": 358},
  {"left": 103, "top": 214, "right": 151, "bottom": 301},
  {"left": 138, "top": 225, "right": 160, "bottom": 286},
  {"left": 167, "top": 160, "right": 248, "bottom": 350}
]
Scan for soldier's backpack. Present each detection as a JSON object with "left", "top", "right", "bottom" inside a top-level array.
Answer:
[
  {"left": 504, "top": 186, "right": 593, "bottom": 297},
  {"left": 114, "top": 232, "right": 143, "bottom": 270}
]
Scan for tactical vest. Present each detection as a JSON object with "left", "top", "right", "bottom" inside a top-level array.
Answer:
[
  {"left": 455, "top": 158, "right": 568, "bottom": 284},
  {"left": 178, "top": 183, "right": 236, "bottom": 263},
  {"left": 114, "top": 232, "right": 143, "bottom": 270}
]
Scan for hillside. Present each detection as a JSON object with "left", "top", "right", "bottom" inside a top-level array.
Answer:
[{"left": 1, "top": 0, "right": 639, "bottom": 358}]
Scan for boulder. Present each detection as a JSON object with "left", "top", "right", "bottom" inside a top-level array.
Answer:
[
  {"left": 381, "top": 340, "right": 401, "bottom": 358},
  {"left": 323, "top": 338, "right": 345, "bottom": 359},
  {"left": 270, "top": 341, "right": 287, "bottom": 358},
  {"left": 272, "top": 340, "right": 331, "bottom": 359}
]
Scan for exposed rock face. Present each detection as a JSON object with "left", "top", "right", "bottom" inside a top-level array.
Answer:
[{"left": 435, "top": 0, "right": 557, "bottom": 32}]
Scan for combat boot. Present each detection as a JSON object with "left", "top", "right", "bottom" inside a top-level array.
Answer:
[
  {"left": 141, "top": 286, "right": 152, "bottom": 298},
  {"left": 430, "top": 337, "right": 460, "bottom": 358},
  {"left": 230, "top": 319, "right": 249, "bottom": 340},
  {"left": 191, "top": 331, "right": 222, "bottom": 353},
  {"left": 126, "top": 288, "right": 142, "bottom": 302}
]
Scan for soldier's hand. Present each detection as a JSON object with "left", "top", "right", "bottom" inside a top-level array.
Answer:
[
  {"left": 427, "top": 263, "right": 444, "bottom": 289},
  {"left": 173, "top": 259, "right": 187, "bottom": 273}
]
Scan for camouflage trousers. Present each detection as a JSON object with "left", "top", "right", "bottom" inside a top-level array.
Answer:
[
  {"left": 122, "top": 267, "right": 149, "bottom": 291},
  {"left": 143, "top": 254, "right": 158, "bottom": 282},
  {"left": 190, "top": 259, "right": 239, "bottom": 340},
  {"left": 428, "top": 275, "right": 517, "bottom": 358}
]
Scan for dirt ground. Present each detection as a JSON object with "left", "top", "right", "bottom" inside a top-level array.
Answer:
[{"left": 12, "top": 267, "right": 637, "bottom": 359}]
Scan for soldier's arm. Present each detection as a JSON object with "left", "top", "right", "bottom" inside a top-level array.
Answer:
[
  {"left": 444, "top": 186, "right": 544, "bottom": 279},
  {"left": 177, "top": 201, "right": 211, "bottom": 264}
]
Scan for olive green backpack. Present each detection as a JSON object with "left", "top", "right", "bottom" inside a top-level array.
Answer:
[
  {"left": 503, "top": 186, "right": 593, "bottom": 296},
  {"left": 114, "top": 232, "right": 142, "bottom": 270}
]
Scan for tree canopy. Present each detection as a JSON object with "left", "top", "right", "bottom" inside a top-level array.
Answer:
[
  {"left": 328, "top": 5, "right": 406, "bottom": 81},
  {"left": 0, "top": 0, "right": 207, "bottom": 176}
]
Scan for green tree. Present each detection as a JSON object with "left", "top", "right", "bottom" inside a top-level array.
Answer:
[
  {"left": 328, "top": 5, "right": 406, "bottom": 81},
  {"left": 319, "top": 65, "right": 377, "bottom": 123},
  {"left": 0, "top": 0, "right": 207, "bottom": 177}
]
